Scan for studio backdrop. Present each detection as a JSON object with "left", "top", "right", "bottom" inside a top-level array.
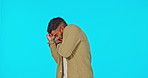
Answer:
[{"left": 0, "top": 0, "right": 148, "bottom": 78}]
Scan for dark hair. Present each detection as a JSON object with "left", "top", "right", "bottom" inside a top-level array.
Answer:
[{"left": 47, "top": 17, "right": 67, "bottom": 33}]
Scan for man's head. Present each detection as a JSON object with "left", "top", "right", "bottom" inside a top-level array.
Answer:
[{"left": 47, "top": 17, "right": 67, "bottom": 41}]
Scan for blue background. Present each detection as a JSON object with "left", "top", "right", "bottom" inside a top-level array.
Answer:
[{"left": 0, "top": 0, "right": 148, "bottom": 78}]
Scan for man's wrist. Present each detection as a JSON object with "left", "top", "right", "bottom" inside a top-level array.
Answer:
[{"left": 47, "top": 40, "right": 55, "bottom": 45}]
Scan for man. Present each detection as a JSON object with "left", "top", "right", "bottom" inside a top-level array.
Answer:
[{"left": 46, "top": 17, "right": 93, "bottom": 78}]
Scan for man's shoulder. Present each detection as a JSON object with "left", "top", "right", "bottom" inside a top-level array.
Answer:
[{"left": 65, "top": 24, "right": 81, "bottom": 31}]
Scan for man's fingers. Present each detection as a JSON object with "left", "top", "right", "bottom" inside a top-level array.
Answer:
[
  {"left": 48, "top": 34, "right": 51, "bottom": 36},
  {"left": 49, "top": 34, "right": 55, "bottom": 38},
  {"left": 47, "top": 34, "right": 52, "bottom": 37}
]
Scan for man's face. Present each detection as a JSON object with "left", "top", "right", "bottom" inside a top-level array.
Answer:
[{"left": 51, "top": 28, "right": 63, "bottom": 41}]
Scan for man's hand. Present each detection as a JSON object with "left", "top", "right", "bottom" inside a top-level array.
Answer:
[
  {"left": 46, "top": 34, "right": 55, "bottom": 42},
  {"left": 46, "top": 34, "right": 62, "bottom": 44}
]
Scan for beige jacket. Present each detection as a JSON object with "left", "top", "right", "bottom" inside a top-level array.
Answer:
[{"left": 48, "top": 24, "right": 93, "bottom": 78}]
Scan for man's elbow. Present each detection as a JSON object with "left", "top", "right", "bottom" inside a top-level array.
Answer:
[{"left": 58, "top": 50, "right": 71, "bottom": 58}]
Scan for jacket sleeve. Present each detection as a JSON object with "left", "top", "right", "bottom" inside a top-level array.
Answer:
[
  {"left": 48, "top": 41, "right": 60, "bottom": 63},
  {"left": 58, "top": 25, "right": 81, "bottom": 58}
]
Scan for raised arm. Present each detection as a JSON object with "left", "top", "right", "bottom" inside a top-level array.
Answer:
[
  {"left": 58, "top": 25, "right": 81, "bottom": 58},
  {"left": 48, "top": 41, "right": 60, "bottom": 63},
  {"left": 47, "top": 34, "right": 61, "bottom": 63}
]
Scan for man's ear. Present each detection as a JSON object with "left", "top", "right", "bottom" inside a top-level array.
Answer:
[{"left": 60, "top": 26, "right": 65, "bottom": 32}]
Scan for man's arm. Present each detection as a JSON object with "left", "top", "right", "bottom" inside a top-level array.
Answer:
[
  {"left": 58, "top": 25, "right": 81, "bottom": 58},
  {"left": 48, "top": 41, "right": 60, "bottom": 63}
]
